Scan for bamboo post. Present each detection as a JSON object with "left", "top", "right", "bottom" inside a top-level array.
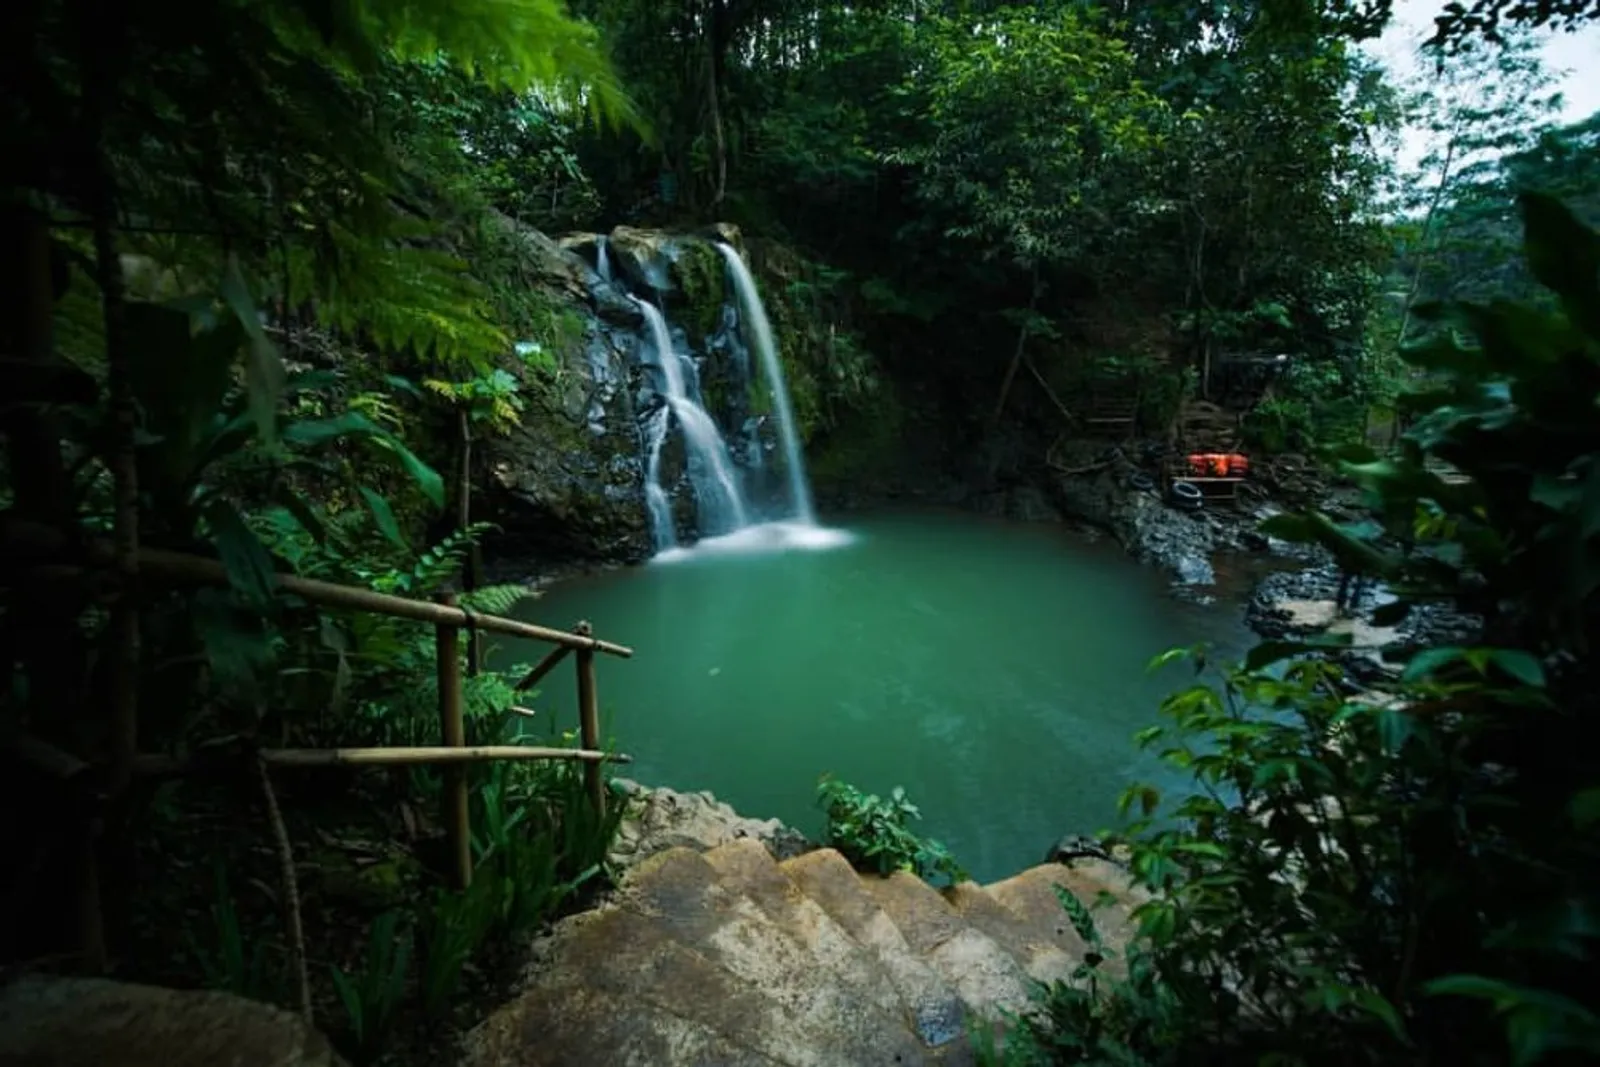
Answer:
[
  {"left": 435, "top": 594, "right": 471, "bottom": 890},
  {"left": 573, "top": 620, "right": 604, "bottom": 817}
]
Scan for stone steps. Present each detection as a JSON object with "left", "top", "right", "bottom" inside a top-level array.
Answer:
[{"left": 466, "top": 839, "right": 1141, "bottom": 1067}]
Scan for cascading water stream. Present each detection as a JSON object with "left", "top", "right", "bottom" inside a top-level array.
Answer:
[
  {"left": 716, "top": 243, "right": 817, "bottom": 526},
  {"left": 596, "top": 235, "right": 612, "bottom": 282},
  {"left": 633, "top": 296, "right": 749, "bottom": 546}
]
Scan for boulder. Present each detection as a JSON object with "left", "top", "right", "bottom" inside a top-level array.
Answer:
[
  {"left": 609, "top": 779, "right": 814, "bottom": 872},
  {"left": 0, "top": 975, "right": 346, "bottom": 1067},
  {"left": 480, "top": 314, "right": 654, "bottom": 562},
  {"left": 608, "top": 226, "right": 679, "bottom": 295},
  {"left": 1049, "top": 459, "right": 1219, "bottom": 586},
  {"left": 1044, "top": 834, "right": 1112, "bottom": 865}
]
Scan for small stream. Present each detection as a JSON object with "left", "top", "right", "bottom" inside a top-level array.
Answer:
[{"left": 495, "top": 509, "right": 1260, "bottom": 883}]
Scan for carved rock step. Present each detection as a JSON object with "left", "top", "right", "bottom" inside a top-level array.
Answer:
[
  {"left": 857, "top": 871, "right": 1035, "bottom": 1027},
  {"left": 468, "top": 847, "right": 928, "bottom": 1067},
  {"left": 702, "top": 840, "right": 906, "bottom": 1021},
  {"left": 780, "top": 849, "right": 971, "bottom": 1054},
  {"left": 463, "top": 980, "right": 785, "bottom": 1067},
  {"left": 941, "top": 880, "right": 1079, "bottom": 986},
  {"left": 984, "top": 860, "right": 1147, "bottom": 974}
]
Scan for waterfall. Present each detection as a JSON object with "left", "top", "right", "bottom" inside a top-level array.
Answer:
[
  {"left": 633, "top": 297, "right": 749, "bottom": 545},
  {"left": 715, "top": 244, "right": 817, "bottom": 526},
  {"left": 640, "top": 405, "right": 675, "bottom": 550},
  {"left": 596, "top": 235, "right": 612, "bottom": 282}
]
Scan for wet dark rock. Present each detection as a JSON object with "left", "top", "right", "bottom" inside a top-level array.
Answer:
[
  {"left": 1045, "top": 834, "right": 1112, "bottom": 865},
  {"left": 1245, "top": 558, "right": 1484, "bottom": 652},
  {"left": 1046, "top": 452, "right": 1219, "bottom": 586}
]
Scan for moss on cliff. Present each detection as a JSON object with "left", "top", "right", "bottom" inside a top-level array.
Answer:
[
  {"left": 809, "top": 384, "right": 907, "bottom": 489},
  {"left": 746, "top": 243, "right": 878, "bottom": 452},
  {"left": 670, "top": 240, "right": 726, "bottom": 345}
]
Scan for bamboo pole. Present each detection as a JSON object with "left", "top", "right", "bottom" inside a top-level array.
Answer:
[
  {"left": 436, "top": 594, "right": 472, "bottom": 891},
  {"left": 514, "top": 645, "right": 572, "bottom": 692},
  {"left": 129, "top": 745, "right": 628, "bottom": 775},
  {"left": 0, "top": 519, "right": 634, "bottom": 658},
  {"left": 265, "top": 746, "right": 626, "bottom": 766},
  {"left": 574, "top": 621, "right": 604, "bottom": 817}
]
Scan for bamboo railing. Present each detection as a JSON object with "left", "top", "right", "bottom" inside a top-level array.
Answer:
[{"left": 3, "top": 517, "right": 634, "bottom": 922}]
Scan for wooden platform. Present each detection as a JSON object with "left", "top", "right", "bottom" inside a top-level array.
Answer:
[{"left": 1166, "top": 400, "right": 1249, "bottom": 506}]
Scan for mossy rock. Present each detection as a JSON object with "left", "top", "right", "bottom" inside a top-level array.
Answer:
[
  {"left": 311, "top": 847, "right": 422, "bottom": 912},
  {"left": 669, "top": 240, "right": 726, "bottom": 345}
]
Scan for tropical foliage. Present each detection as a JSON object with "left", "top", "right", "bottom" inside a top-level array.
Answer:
[
  {"left": 4, "top": 0, "right": 1600, "bottom": 1063},
  {"left": 994, "top": 196, "right": 1600, "bottom": 1067}
]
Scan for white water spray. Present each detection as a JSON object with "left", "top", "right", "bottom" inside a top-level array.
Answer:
[
  {"left": 716, "top": 244, "right": 816, "bottom": 526},
  {"left": 633, "top": 296, "right": 749, "bottom": 547}
]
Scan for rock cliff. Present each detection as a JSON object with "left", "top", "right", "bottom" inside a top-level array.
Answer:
[{"left": 475, "top": 222, "right": 833, "bottom": 565}]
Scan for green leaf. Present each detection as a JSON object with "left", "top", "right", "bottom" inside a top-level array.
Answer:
[
  {"left": 192, "top": 588, "right": 276, "bottom": 695},
  {"left": 1376, "top": 706, "right": 1414, "bottom": 756},
  {"left": 125, "top": 301, "right": 244, "bottom": 497},
  {"left": 203, "top": 499, "right": 279, "bottom": 608},
  {"left": 1245, "top": 634, "right": 1354, "bottom": 671},
  {"left": 271, "top": 488, "right": 327, "bottom": 547},
  {"left": 1425, "top": 974, "right": 1517, "bottom": 1005},
  {"left": 1401, "top": 646, "right": 1469, "bottom": 682},
  {"left": 219, "top": 259, "right": 284, "bottom": 446},
  {"left": 1146, "top": 646, "right": 1193, "bottom": 672},
  {"left": 1488, "top": 649, "right": 1547, "bottom": 688},
  {"left": 360, "top": 488, "right": 408, "bottom": 549},
  {"left": 1518, "top": 192, "right": 1600, "bottom": 315},
  {"left": 281, "top": 412, "right": 446, "bottom": 507},
  {"left": 1571, "top": 789, "right": 1600, "bottom": 829},
  {"left": 375, "top": 435, "right": 447, "bottom": 508}
]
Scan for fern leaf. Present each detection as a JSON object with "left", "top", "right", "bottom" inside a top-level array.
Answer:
[{"left": 460, "top": 583, "right": 542, "bottom": 617}]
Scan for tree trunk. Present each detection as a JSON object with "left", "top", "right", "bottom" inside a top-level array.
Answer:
[
  {"left": 705, "top": 2, "right": 729, "bottom": 206},
  {"left": 1386, "top": 137, "right": 1458, "bottom": 448},
  {"left": 989, "top": 265, "right": 1042, "bottom": 427},
  {"left": 1394, "top": 138, "right": 1457, "bottom": 354}
]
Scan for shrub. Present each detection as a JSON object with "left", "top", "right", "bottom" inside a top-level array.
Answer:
[{"left": 817, "top": 777, "right": 967, "bottom": 884}]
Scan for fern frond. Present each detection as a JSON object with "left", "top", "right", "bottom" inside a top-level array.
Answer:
[
  {"left": 290, "top": 229, "right": 510, "bottom": 371},
  {"left": 460, "top": 583, "right": 542, "bottom": 617},
  {"left": 422, "top": 378, "right": 464, "bottom": 399}
]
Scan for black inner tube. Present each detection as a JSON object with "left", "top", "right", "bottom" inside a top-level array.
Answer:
[
  {"left": 1170, "top": 480, "right": 1204, "bottom": 508},
  {"left": 1129, "top": 471, "right": 1156, "bottom": 492}
]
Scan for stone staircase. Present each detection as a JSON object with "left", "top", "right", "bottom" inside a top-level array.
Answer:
[{"left": 464, "top": 840, "right": 1143, "bottom": 1067}]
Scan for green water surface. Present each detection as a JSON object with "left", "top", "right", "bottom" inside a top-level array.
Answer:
[{"left": 496, "top": 510, "right": 1254, "bottom": 882}]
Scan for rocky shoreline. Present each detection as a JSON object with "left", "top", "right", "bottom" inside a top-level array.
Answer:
[
  {"left": 486, "top": 425, "right": 1483, "bottom": 698},
  {"left": 609, "top": 778, "right": 814, "bottom": 873}
]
